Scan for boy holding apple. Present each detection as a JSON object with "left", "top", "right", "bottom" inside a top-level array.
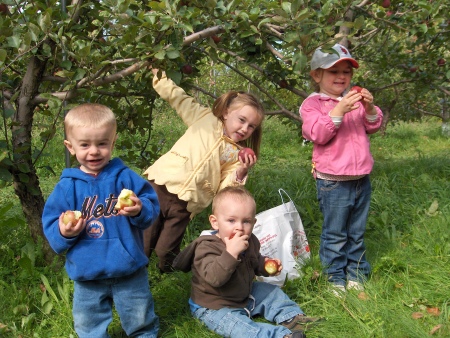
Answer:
[
  {"left": 42, "top": 103, "right": 160, "bottom": 337},
  {"left": 173, "top": 186, "right": 320, "bottom": 338}
]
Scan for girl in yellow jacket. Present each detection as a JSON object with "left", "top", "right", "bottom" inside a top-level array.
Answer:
[{"left": 143, "top": 68, "right": 265, "bottom": 273}]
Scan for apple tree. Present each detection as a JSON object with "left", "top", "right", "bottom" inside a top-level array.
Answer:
[{"left": 0, "top": 0, "right": 448, "bottom": 262}]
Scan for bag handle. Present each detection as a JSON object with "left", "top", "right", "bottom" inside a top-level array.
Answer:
[{"left": 278, "top": 188, "right": 293, "bottom": 205}]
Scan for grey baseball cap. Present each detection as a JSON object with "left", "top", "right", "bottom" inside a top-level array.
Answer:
[{"left": 310, "top": 44, "right": 359, "bottom": 70}]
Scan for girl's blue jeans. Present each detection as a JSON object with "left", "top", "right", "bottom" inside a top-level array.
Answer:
[
  {"left": 191, "top": 281, "right": 304, "bottom": 338},
  {"left": 316, "top": 176, "right": 372, "bottom": 286},
  {"left": 73, "top": 267, "right": 159, "bottom": 338}
]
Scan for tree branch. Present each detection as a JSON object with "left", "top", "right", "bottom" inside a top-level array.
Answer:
[{"left": 215, "top": 56, "right": 301, "bottom": 122}]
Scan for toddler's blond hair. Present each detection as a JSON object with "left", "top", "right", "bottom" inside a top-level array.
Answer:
[{"left": 64, "top": 103, "right": 117, "bottom": 138}]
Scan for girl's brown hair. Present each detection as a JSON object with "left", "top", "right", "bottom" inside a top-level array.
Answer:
[{"left": 212, "top": 91, "right": 265, "bottom": 157}]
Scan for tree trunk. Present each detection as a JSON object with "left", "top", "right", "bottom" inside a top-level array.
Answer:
[
  {"left": 380, "top": 98, "right": 397, "bottom": 135},
  {"left": 442, "top": 98, "right": 449, "bottom": 137},
  {"left": 11, "top": 40, "right": 57, "bottom": 263}
]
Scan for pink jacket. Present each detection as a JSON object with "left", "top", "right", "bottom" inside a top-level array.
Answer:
[{"left": 300, "top": 93, "right": 383, "bottom": 176}]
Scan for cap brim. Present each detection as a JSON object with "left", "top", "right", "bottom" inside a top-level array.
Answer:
[{"left": 324, "top": 58, "right": 359, "bottom": 69}]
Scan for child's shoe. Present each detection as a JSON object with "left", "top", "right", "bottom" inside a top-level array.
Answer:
[
  {"left": 284, "top": 330, "right": 306, "bottom": 338},
  {"left": 347, "top": 280, "right": 364, "bottom": 291},
  {"left": 330, "top": 284, "right": 346, "bottom": 298},
  {"left": 281, "top": 314, "right": 323, "bottom": 331}
]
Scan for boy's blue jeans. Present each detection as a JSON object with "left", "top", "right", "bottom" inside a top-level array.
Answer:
[
  {"left": 73, "top": 267, "right": 159, "bottom": 338},
  {"left": 316, "top": 176, "right": 372, "bottom": 286},
  {"left": 191, "top": 281, "right": 304, "bottom": 338}
]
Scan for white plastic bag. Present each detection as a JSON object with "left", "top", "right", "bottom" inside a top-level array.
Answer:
[{"left": 253, "top": 189, "right": 310, "bottom": 286}]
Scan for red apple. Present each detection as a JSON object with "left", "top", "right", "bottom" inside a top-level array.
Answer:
[
  {"left": 409, "top": 66, "right": 418, "bottom": 73},
  {"left": 437, "top": 58, "right": 446, "bottom": 66},
  {"left": 351, "top": 85, "right": 363, "bottom": 93},
  {"left": 211, "top": 35, "right": 222, "bottom": 43},
  {"left": 381, "top": 0, "right": 390, "bottom": 8},
  {"left": 264, "top": 259, "right": 280, "bottom": 276},
  {"left": 0, "top": 3, "right": 8, "bottom": 15},
  {"left": 278, "top": 79, "right": 289, "bottom": 88},
  {"left": 63, "top": 210, "right": 82, "bottom": 225},
  {"left": 238, "top": 148, "right": 255, "bottom": 162},
  {"left": 351, "top": 86, "right": 364, "bottom": 101},
  {"left": 181, "top": 64, "right": 193, "bottom": 74},
  {"left": 115, "top": 189, "right": 136, "bottom": 210}
]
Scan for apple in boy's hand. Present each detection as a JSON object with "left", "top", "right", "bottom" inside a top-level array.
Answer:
[
  {"left": 264, "top": 259, "right": 280, "bottom": 276},
  {"left": 115, "top": 189, "right": 136, "bottom": 210},
  {"left": 229, "top": 231, "right": 242, "bottom": 239},
  {"left": 238, "top": 148, "right": 255, "bottom": 162},
  {"left": 63, "top": 210, "right": 82, "bottom": 225}
]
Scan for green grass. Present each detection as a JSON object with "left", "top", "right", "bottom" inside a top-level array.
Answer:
[{"left": 0, "top": 117, "right": 449, "bottom": 337}]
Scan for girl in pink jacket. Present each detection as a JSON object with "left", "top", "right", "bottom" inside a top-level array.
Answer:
[{"left": 300, "top": 44, "right": 383, "bottom": 295}]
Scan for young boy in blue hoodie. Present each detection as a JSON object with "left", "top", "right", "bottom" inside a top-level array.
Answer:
[{"left": 42, "top": 103, "right": 160, "bottom": 338}]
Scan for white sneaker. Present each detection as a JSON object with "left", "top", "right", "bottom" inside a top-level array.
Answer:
[
  {"left": 330, "top": 284, "right": 346, "bottom": 297},
  {"left": 347, "top": 280, "right": 364, "bottom": 291}
]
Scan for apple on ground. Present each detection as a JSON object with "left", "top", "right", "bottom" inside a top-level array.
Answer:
[
  {"left": 63, "top": 210, "right": 82, "bottom": 225},
  {"left": 238, "top": 147, "right": 255, "bottom": 162},
  {"left": 264, "top": 259, "right": 280, "bottom": 276},
  {"left": 115, "top": 189, "right": 136, "bottom": 210}
]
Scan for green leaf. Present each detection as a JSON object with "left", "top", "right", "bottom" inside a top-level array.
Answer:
[
  {"left": 166, "top": 69, "right": 182, "bottom": 85},
  {"left": 354, "top": 15, "right": 365, "bottom": 30},
  {"left": 2, "top": 108, "right": 14, "bottom": 119},
  {"left": 7, "top": 36, "right": 21, "bottom": 49},
  {"left": 18, "top": 173, "right": 30, "bottom": 183},
  {"left": 166, "top": 49, "right": 180, "bottom": 59},
  {"left": 0, "top": 49, "right": 6, "bottom": 64},
  {"left": 281, "top": 2, "right": 291, "bottom": 15},
  {"left": 78, "top": 45, "right": 91, "bottom": 57},
  {"left": 41, "top": 300, "right": 53, "bottom": 315},
  {"left": 18, "top": 163, "right": 30, "bottom": 173},
  {"left": 41, "top": 274, "right": 59, "bottom": 303},
  {"left": 39, "top": 12, "right": 52, "bottom": 33},
  {"left": 73, "top": 68, "right": 86, "bottom": 81},
  {"left": 27, "top": 23, "right": 41, "bottom": 41},
  {"left": 21, "top": 313, "right": 36, "bottom": 329}
]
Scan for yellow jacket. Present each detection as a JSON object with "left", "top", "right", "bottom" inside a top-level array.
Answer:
[{"left": 143, "top": 73, "right": 246, "bottom": 218}]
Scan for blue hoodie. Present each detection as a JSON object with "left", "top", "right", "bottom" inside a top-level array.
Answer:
[{"left": 42, "top": 158, "right": 160, "bottom": 281}]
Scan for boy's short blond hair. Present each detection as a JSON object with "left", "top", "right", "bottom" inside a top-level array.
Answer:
[
  {"left": 212, "top": 186, "right": 256, "bottom": 215},
  {"left": 64, "top": 103, "right": 117, "bottom": 137}
]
